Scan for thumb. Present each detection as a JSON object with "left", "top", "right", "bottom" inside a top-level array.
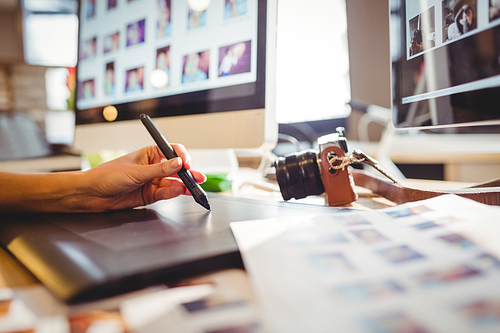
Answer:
[{"left": 135, "top": 157, "right": 182, "bottom": 183}]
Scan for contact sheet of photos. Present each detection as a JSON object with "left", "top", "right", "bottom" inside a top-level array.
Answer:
[
  {"left": 408, "top": 0, "right": 500, "bottom": 58},
  {"left": 77, "top": 0, "right": 255, "bottom": 109},
  {"left": 231, "top": 195, "right": 500, "bottom": 333}
]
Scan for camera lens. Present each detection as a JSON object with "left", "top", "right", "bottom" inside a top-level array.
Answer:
[{"left": 274, "top": 150, "right": 325, "bottom": 201}]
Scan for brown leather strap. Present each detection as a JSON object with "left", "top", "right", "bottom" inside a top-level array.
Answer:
[{"left": 352, "top": 169, "right": 500, "bottom": 206}]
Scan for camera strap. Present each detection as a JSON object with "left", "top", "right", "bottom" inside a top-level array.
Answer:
[
  {"left": 332, "top": 149, "right": 500, "bottom": 206},
  {"left": 351, "top": 168, "right": 500, "bottom": 206},
  {"left": 328, "top": 149, "right": 399, "bottom": 183}
]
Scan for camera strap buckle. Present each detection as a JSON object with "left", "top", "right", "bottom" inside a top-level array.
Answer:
[
  {"left": 326, "top": 152, "right": 365, "bottom": 171},
  {"left": 327, "top": 149, "right": 399, "bottom": 184}
]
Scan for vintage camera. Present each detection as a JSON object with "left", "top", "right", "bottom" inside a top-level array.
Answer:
[{"left": 274, "top": 127, "right": 357, "bottom": 206}]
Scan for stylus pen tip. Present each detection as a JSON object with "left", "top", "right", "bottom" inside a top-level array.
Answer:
[{"left": 196, "top": 196, "right": 211, "bottom": 211}]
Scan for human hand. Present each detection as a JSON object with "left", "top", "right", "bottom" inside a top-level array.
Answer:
[{"left": 82, "top": 145, "right": 206, "bottom": 212}]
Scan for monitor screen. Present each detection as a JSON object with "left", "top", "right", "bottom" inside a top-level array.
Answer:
[
  {"left": 74, "top": 0, "right": 277, "bottom": 151},
  {"left": 391, "top": 0, "right": 500, "bottom": 129}
]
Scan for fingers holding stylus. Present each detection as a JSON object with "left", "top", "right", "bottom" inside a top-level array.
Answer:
[
  {"left": 170, "top": 143, "right": 193, "bottom": 170},
  {"left": 152, "top": 144, "right": 206, "bottom": 185}
]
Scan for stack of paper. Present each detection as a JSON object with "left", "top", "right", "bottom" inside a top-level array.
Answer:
[{"left": 231, "top": 195, "right": 500, "bottom": 333}]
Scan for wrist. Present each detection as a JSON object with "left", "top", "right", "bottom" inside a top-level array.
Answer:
[
  {"left": 59, "top": 171, "right": 94, "bottom": 212},
  {"left": 34, "top": 171, "right": 90, "bottom": 213}
]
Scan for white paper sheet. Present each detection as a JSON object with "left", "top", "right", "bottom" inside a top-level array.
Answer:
[{"left": 231, "top": 195, "right": 500, "bottom": 333}]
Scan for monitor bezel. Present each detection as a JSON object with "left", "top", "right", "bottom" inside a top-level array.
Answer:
[{"left": 390, "top": 0, "right": 500, "bottom": 130}]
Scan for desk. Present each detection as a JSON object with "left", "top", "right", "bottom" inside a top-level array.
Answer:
[
  {"left": 0, "top": 180, "right": 494, "bottom": 332},
  {"left": 0, "top": 181, "right": 394, "bottom": 331},
  {"left": 0, "top": 154, "right": 82, "bottom": 173}
]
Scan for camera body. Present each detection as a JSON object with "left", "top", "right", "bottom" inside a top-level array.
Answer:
[
  {"left": 275, "top": 128, "right": 358, "bottom": 206},
  {"left": 317, "top": 134, "right": 358, "bottom": 206}
]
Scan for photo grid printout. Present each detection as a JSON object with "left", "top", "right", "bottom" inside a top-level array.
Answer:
[
  {"left": 402, "top": 0, "right": 500, "bottom": 104},
  {"left": 76, "top": 0, "right": 257, "bottom": 110},
  {"left": 231, "top": 195, "right": 500, "bottom": 333}
]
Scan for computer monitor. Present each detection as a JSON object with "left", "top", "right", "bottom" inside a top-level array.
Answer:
[
  {"left": 390, "top": 0, "right": 500, "bottom": 129},
  {"left": 74, "top": 0, "right": 278, "bottom": 153}
]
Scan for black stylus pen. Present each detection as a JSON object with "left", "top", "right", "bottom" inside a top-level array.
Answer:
[{"left": 140, "top": 113, "right": 211, "bottom": 210}]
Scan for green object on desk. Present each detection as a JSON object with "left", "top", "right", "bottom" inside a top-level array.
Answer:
[
  {"left": 83, "top": 150, "right": 128, "bottom": 168},
  {"left": 201, "top": 173, "right": 232, "bottom": 192}
]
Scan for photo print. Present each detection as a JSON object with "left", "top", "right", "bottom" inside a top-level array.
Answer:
[
  {"left": 443, "top": 0, "right": 477, "bottom": 42},
  {"left": 474, "top": 253, "right": 500, "bottom": 270},
  {"left": 330, "top": 232, "right": 350, "bottom": 243},
  {"left": 376, "top": 245, "right": 425, "bottom": 264},
  {"left": 85, "top": 0, "right": 96, "bottom": 20},
  {"left": 126, "top": 18, "right": 146, "bottom": 47},
  {"left": 491, "top": 0, "right": 500, "bottom": 21},
  {"left": 350, "top": 229, "right": 389, "bottom": 244},
  {"left": 414, "top": 263, "right": 481, "bottom": 288},
  {"left": 188, "top": 8, "right": 207, "bottom": 30},
  {"left": 307, "top": 252, "right": 355, "bottom": 275},
  {"left": 458, "top": 299, "right": 500, "bottom": 327},
  {"left": 182, "top": 50, "right": 210, "bottom": 83},
  {"left": 333, "top": 279, "right": 405, "bottom": 302},
  {"left": 409, "top": 6, "right": 436, "bottom": 56},
  {"left": 152, "top": 46, "right": 171, "bottom": 88},
  {"left": 224, "top": 0, "right": 247, "bottom": 19},
  {"left": 218, "top": 41, "right": 251, "bottom": 77},
  {"left": 80, "top": 36, "right": 97, "bottom": 61},
  {"left": 107, "top": 0, "right": 117, "bottom": 10},
  {"left": 412, "top": 221, "right": 440, "bottom": 230},
  {"left": 413, "top": 216, "right": 462, "bottom": 230},
  {"left": 79, "top": 79, "right": 95, "bottom": 100},
  {"left": 384, "top": 205, "right": 433, "bottom": 218},
  {"left": 103, "top": 32, "right": 120, "bottom": 54},
  {"left": 437, "top": 233, "right": 476, "bottom": 249},
  {"left": 125, "top": 66, "right": 144, "bottom": 93},
  {"left": 360, "top": 312, "right": 430, "bottom": 333},
  {"left": 157, "top": 0, "right": 172, "bottom": 38},
  {"left": 156, "top": 46, "right": 170, "bottom": 71},
  {"left": 105, "top": 62, "right": 115, "bottom": 96}
]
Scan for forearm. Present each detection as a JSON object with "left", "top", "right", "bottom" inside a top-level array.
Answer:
[
  {"left": 0, "top": 145, "right": 204, "bottom": 213},
  {"left": 0, "top": 171, "right": 92, "bottom": 213}
]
